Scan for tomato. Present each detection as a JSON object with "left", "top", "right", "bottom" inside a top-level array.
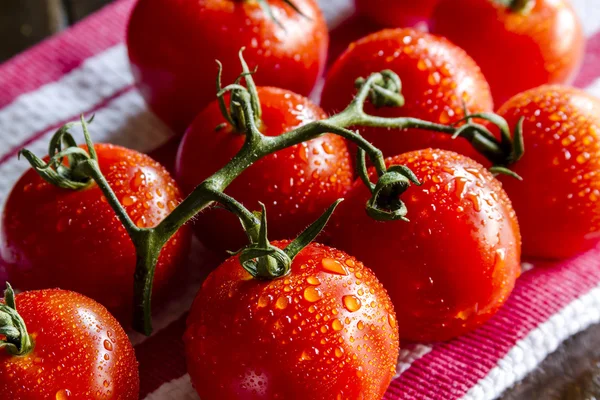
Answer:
[
  {"left": 184, "top": 241, "right": 399, "bottom": 399},
  {"left": 430, "top": 0, "right": 584, "bottom": 106},
  {"left": 127, "top": 0, "right": 329, "bottom": 134},
  {"left": 321, "top": 28, "right": 493, "bottom": 162},
  {"left": 356, "top": 0, "right": 440, "bottom": 28},
  {"left": 328, "top": 149, "right": 521, "bottom": 342},
  {"left": 0, "top": 144, "right": 191, "bottom": 320},
  {"left": 495, "top": 86, "right": 600, "bottom": 259},
  {"left": 0, "top": 287, "right": 139, "bottom": 399},
  {"left": 175, "top": 86, "right": 353, "bottom": 255}
]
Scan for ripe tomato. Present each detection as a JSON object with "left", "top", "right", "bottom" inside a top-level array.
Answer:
[
  {"left": 127, "top": 0, "right": 329, "bottom": 133},
  {"left": 321, "top": 28, "right": 493, "bottom": 161},
  {"left": 430, "top": 0, "right": 584, "bottom": 106},
  {"left": 496, "top": 86, "right": 600, "bottom": 259},
  {"left": 0, "top": 288, "right": 139, "bottom": 399},
  {"left": 175, "top": 86, "right": 353, "bottom": 255},
  {"left": 356, "top": 0, "right": 440, "bottom": 28},
  {"left": 184, "top": 241, "right": 399, "bottom": 399},
  {"left": 0, "top": 144, "right": 191, "bottom": 320},
  {"left": 328, "top": 149, "right": 521, "bottom": 342}
]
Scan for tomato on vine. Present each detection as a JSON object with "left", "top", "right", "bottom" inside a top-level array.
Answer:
[
  {"left": 328, "top": 149, "right": 521, "bottom": 342},
  {"left": 176, "top": 84, "right": 353, "bottom": 255},
  {"left": 127, "top": 0, "right": 329, "bottom": 133},
  {"left": 321, "top": 28, "right": 493, "bottom": 161},
  {"left": 356, "top": 0, "right": 440, "bottom": 28},
  {"left": 185, "top": 241, "right": 399, "bottom": 399},
  {"left": 430, "top": 0, "right": 584, "bottom": 105},
  {"left": 0, "top": 285, "right": 139, "bottom": 399},
  {"left": 495, "top": 85, "right": 600, "bottom": 259},
  {"left": 1, "top": 141, "right": 191, "bottom": 321}
]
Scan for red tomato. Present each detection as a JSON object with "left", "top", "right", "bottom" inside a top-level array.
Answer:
[
  {"left": 356, "top": 0, "right": 440, "bottom": 27},
  {"left": 328, "top": 149, "right": 521, "bottom": 342},
  {"left": 496, "top": 85, "right": 600, "bottom": 259},
  {"left": 0, "top": 144, "right": 191, "bottom": 320},
  {"left": 127, "top": 0, "right": 329, "bottom": 133},
  {"left": 175, "top": 86, "right": 353, "bottom": 255},
  {"left": 321, "top": 28, "right": 493, "bottom": 161},
  {"left": 0, "top": 288, "right": 139, "bottom": 398},
  {"left": 430, "top": 0, "right": 584, "bottom": 106},
  {"left": 184, "top": 241, "right": 399, "bottom": 399}
]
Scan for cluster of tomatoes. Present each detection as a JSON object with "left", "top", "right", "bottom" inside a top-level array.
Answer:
[{"left": 1, "top": 0, "right": 598, "bottom": 399}]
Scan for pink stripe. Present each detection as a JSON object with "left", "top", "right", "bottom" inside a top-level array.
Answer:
[
  {"left": 386, "top": 248, "right": 600, "bottom": 399},
  {"left": 0, "top": 85, "right": 135, "bottom": 166},
  {"left": 0, "top": 0, "right": 135, "bottom": 109},
  {"left": 574, "top": 30, "right": 600, "bottom": 88}
]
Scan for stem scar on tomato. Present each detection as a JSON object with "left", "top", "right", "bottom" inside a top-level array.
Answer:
[{"left": 16, "top": 50, "right": 523, "bottom": 335}]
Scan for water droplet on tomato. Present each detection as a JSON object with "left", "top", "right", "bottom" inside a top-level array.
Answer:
[
  {"left": 331, "top": 319, "right": 343, "bottom": 331},
  {"left": 103, "top": 339, "right": 113, "bottom": 351},
  {"left": 321, "top": 258, "right": 348, "bottom": 275},
  {"left": 343, "top": 295, "right": 361, "bottom": 312},
  {"left": 257, "top": 295, "right": 270, "bottom": 308},
  {"left": 304, "top": 287, "right": 322, "bottom": 302},
  {"left": 306, "top": 276, "right": 320, "bottom": 285},
  {"left": 388, "top": 314, "right": 397, "bottom": 329},
  {"left": 122, "top": 195, "right": 136, "bottom": 206},
  {"left": 275, "top": 297, "right": 289, "bottom": 310},
  {"left": 55, "top": 389, "right": 71, "bottom": 400}
]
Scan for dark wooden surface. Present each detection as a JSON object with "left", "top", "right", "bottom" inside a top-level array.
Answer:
[{"left": 1, "top": 2, "right": 599, "bottom": 399}]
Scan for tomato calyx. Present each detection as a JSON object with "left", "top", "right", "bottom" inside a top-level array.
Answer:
[
  {"left": 216, "top": 49, "right": 263, "bottom": 133},
  {"left": 236, "top": 200, "right": 343, "bottom": 279},
  {"left": 355, "top": 70, "right": 405, "bottom": 109},
  {"left": 252, "top": 0, "right": 311, "bottom": 29},
  {"left": 0, "top": 283, "right": 33, "bottom": 356},
  {"left": 493, "top": 0, "right": 535, "bottom": 13},
  {"left": 18, "top": 115, "right": 98, "bottom": 190}
]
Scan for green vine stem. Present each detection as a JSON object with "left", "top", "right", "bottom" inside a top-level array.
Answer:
[
  {"left": 19, "top": 57, "right": 522, "bottom": 335},
  {"left": 0, "top": 283, "right": 33, "bottom": 356}
]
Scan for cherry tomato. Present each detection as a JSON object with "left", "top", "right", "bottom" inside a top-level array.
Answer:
[
  {"left": 356, "top": 0, "right": 440, "bottom": 28},
  {"left": 0, "top": 144, "right": 191, "bottom": 320},
  {"left": 321, "top": 28, "right": 493, "bottom": 161},
  {"left": 328, "top": 149, "right": 521, "bottom": 342},
  {"left": 175, "top": 86, "right": 353, "bottom": 255},
  {"left": 430, "top": 0, "right": 584, "bottom": 106},
  {"left": 184, "top": 241, "right": 399, "bottom": 399},
  {"left": 0, "top": 288, "right": 139, "bottom": 399},
  {"left": 127, "top": 0, "right": 329, "bottom": 133},
  {"left": 496, "top": 86, "right": 600, "bottom": 259}
]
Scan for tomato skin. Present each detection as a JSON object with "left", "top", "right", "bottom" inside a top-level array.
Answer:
[
  {"left": 175, "top": 87, "right": 353, "bottom": 255},
  {"left": 184, "top": 241, "right": 399, "bottom": 400},
  {"left": 0, "top": 289, "right": 139, "bottom": 399},
  {"left": 356, "top": 0, "right": 440, "bottom": 28},
  {"left": 328, "top": 149, "right": 521, "bottom": 342},
  {"left": 430, "top": 0, "right": 584, "bottom": 106},
  {"left": 496, "top": 86, "right": 600, "bottom": 259},
  {"left": 321, "top": 28, "right": 493, "bottom": 162},
  {"left": 127, "top": 0, "right": 329, "bottom": 134},
  {"left": 0, "top": 144, "right": 191, "bottom": 320}
]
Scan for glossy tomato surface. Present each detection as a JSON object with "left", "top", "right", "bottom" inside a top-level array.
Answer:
[
  {"left": 328, "top": 149, "right": 521, "bottom": 342},
  {"left": 321, "top": 28, "right": 493, "bottom": 161},
  {"left": 176, "top": 87, "right": 353, "bottom": 255},
  {"left": 431, "top": 0, "right": 584, "bottom": 106},
  {"left": 0, "top": 289, "right": 139, "bottom": 399},
  {"left": 127, "top": 0, "right": 329, "bottom": 133},
  {"left": 497, "top": 85, "right": 600, "bottom": 259},
  {"left": 0, "top": 144, "right": 191, "bottom": 320},
  {"left": 356, "top": 0, "right": 439, "bottom": 27},
  {"left": 184, "top": 241, "right": 399, "bottom": 399}
]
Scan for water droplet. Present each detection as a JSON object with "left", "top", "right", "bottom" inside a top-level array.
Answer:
[
  {"left": 332, "top": 319, "right": 343, "bottom": 331},
  {"left": 122, "top": 195, "right": 136, "bottom": 206},
  {"left": 131, "top": 170, "right": 146, "bottom": 191},
  {"left": 306, "top": 276, "right": 321, "bottom": 285},
  {"left": 357, "top": 321, "right": 365, "bottom": 330},
  {"left": 55, "top": 389, "right": 71, "bottom": 400},
  {"left": 322, "top": 258, "right": 348, "bottom": 275},
  {"left": 335, "top": 347, "right": 344, "bottom": 358},
  {"left": 103, "top": 340, "right": 113, "bottom": 351},
  {"left": 466, "top": 193, "right": 482, "bottom": 212},
  {"left": 275, "top": 297, "right": 289, "bottom": 310},
  {"left": 257, "top": 295, "right": 270, "bottom": 308},
  {"left": 343, "top": 295, "right": 362, "bottom": 312},
  {"left": 300, "top": 350, "right": 312, "bottom": 361},
  {"left": 103, "top": 380, "right": 109, "bottom": 388},
  {"left": 576, "top": 152, "right": 591, "bottom": 164},
  {"left": 455, "top": 177, "right": 468, "bottom": 198},
  {"left": 304, "top": 287, "right": 322, "bottom": 302},
  {"left": 388, "top": 314, "right": 397, "bottom": 329},
  {"left": 322, "top": 142, "right": 334, "bottom": 155}
]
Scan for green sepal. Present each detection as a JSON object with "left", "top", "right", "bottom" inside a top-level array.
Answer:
[
  {"left": 0, "top": 283, "right": 33, "bottom": 356},
  {"left": 366, "top": 165, "right": 421, "bottom": 222}
]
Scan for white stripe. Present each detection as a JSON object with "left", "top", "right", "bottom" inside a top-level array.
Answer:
[
  {"left": 0, "top": 44, "right": 134, "bottom": 161},
  {"left": 0, "top": 89, "right": 173, "bottom": 205},
  {"left": 461, "top": 283, "right": 600, "bottom": 400}
]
